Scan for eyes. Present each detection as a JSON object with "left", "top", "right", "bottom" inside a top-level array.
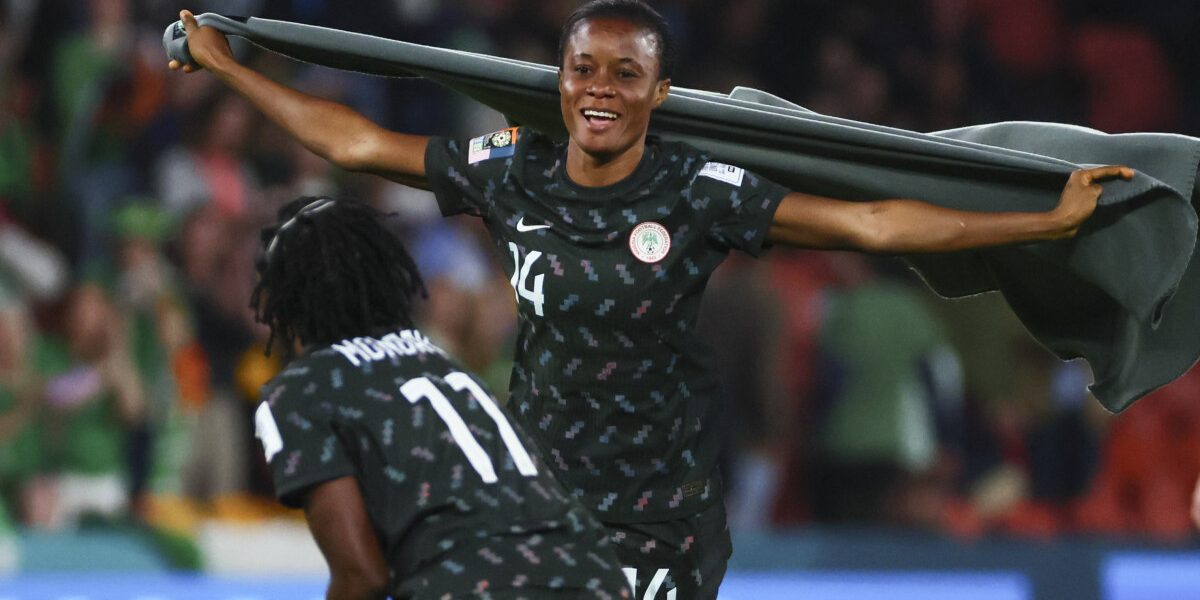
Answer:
[{"left": 571, "top": 64, "right": 639, "bottom": 79}]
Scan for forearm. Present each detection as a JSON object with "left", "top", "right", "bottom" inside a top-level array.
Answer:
[
  {"left": 769, "top": 167, "right": 1128, "bottom": 253},
  {"left": 853, "top": 199, "right": 1071, "bottom": 254},
  {"left": 768, "top": 192, "right": 1074, "bottom": 254},
  {"left": 206, "top": 58, "right": 427, "bottom": 182},
  {"left": 212, "top": 60, "right": 367, "bottom": 164}
]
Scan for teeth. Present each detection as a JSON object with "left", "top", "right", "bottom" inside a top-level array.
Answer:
[{"left": 583, "top": 109, "right": 618, "bottom": 120}]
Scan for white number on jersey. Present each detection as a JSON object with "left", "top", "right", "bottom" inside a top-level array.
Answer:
[
  {"left": 508, "top": 242, "right": 546, "bottom": 316},
  {"left": 399, "top": 371, "right": 538, "bottom": 483},
  {"left": 254, "top": 402, "right": 284, "bottom": 463},
  {"left": 622, "top": 567, "right": 676, "bottom": 600}
]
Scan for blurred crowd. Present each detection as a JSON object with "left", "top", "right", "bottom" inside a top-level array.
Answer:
[{"left": 2, "top": 0, "right": 1199, "bottom": 552}]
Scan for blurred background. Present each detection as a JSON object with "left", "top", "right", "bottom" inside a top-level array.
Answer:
[{"left": 1, "top": 0, "right": 1199, "bottom": 598}]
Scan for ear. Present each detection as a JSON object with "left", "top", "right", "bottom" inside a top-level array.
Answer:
[{"left": 652, "top": 78, "right": 672, "bottom": 108}]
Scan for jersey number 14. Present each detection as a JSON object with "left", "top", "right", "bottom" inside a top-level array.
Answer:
[
  {"left": 399, "top": 371, "right": 538, "bottom": 483},
  {"left": 509, "top": 242, "right": 545, "bottom": 316}
]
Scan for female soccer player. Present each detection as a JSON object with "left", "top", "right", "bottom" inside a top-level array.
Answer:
[
  {"left": 174, "top": 2, "right": 1131, "bottom": 597},
  {"left": 250, "top": 197, "right": 631, "bottom": 599}
]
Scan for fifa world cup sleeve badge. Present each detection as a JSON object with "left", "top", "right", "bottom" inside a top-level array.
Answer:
[{"left": 468, "top": 127, "right": 520, "bottom": 164}]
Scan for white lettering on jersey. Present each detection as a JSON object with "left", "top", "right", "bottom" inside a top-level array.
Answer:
[
  {"left": 698, "top": 161, "right": 745, "bottom": 187},
  {"left": 331, "top": 330, "right": 447, "bottom": 367},
  {"left": 254, "top": 402, "right": 284, "bottom": 463}
]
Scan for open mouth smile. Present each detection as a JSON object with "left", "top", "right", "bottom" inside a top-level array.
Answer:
[{"left": 581, "top": 109, "right": 621, "bottom": 130}]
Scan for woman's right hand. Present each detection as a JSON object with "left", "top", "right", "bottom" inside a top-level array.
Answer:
[{"left": 167, "top": 9, "right": 235, "bottom": 73}]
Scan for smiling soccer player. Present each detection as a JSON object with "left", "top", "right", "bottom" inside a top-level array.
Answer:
[{"left": 174, "top": 1, "right": 1131, "bottom": 596}]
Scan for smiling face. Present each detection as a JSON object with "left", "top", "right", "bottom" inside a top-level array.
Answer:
[{"left": 559, "top": 17, "right": 671, "bottom": 166}]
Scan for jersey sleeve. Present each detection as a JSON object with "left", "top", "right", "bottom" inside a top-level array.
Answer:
[
  {"left": 692, "top": 161, "right": 790, "bottom": 257},
  {"left": 254, "top": 379, "right": 356, "bottom": 508},
  {"left": 424, "top": 127, "right": 521, "bottom": 218}
]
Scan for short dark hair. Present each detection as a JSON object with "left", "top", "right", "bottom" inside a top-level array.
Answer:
[
  {"left": 250, "top": 197, "right": 426, "bottom": 353},
  {"left": 557, "top": 0, "right": 675, "bottom": 80}
]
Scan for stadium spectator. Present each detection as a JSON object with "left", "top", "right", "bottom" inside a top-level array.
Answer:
[
  {"left": 155, "top": 90, "right": 261, "bottom": 219},
  {"left": 107, "top": 202, "right": 196, "bottom": 506},
  {"left": 54, "top": 0, "right": 168, "bottom": 263},
  {"left": 808, "top": 255, "right": 963, "bottom": 528},
  {"left": 24, "top": 282, "right": 144, "bottom": 529},
  {"left": 0, "top": 301, "right": 40, "bottom": 530},
  {"left": 1076, "top": 365, "right": 1200, "bottom": 540},
  {"left": 171, "top": 203, "right": 260, "bottom": 500},
  {"left": 0, "top": 214, "right": 68, "bottom": 527},
  {"left": 698, "top": 255, "right": 790, "bottom": 533}
]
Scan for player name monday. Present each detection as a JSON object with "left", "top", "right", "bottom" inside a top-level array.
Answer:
[{"left": 331, "top": 330, "right": 448, "bottom": 367}]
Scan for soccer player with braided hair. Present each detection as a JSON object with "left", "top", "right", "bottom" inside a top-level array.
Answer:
[
  {"left": 177, "top": 1, "right": 1133, "bottom": 596},
  {"left": 250, "top": 196, "right": 631, "bottom": 599}
]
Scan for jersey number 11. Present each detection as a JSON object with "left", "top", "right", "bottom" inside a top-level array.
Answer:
[{"left": 399, "top": 371, "right": 539, "bottom": 483}]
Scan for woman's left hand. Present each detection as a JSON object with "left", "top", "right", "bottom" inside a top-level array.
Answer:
[{"left": 1049, "top": 165, "right": 1135, "bottom": 238}]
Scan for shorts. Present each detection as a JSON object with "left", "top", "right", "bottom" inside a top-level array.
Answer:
[{"left": 603, "top": 500, "right": 732, "bottom": 600}]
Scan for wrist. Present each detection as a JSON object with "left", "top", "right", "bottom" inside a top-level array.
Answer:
[
  {"left": 206, "top": 53, "right": 239, "bottom": 76},
  {"left": 1041, "top": 207, "right": 1078, "bottom": 239}
]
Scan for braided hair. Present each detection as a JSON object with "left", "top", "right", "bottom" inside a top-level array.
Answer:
[{"left": 250, "top": 197, "right": 426, "bottom": 353}]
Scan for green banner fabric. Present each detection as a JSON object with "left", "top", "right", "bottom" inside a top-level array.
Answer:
[{"left": 167, "top": 14, "right": 1200, "bottom": 412}]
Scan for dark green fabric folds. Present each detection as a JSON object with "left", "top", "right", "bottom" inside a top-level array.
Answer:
[{"left": 178, "top": 14, "right": 1200, "bottom": 412}]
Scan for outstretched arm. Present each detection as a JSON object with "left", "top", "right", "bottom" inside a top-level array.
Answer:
[
  {"left": 168, "top": 10, "right": 429, "bottom": 189},
  {"left": 304, "top": 476, "right": 390, "bottom": 600},
  {"left": 767, "top": 166, "right": 1135, "bottom": 253}
]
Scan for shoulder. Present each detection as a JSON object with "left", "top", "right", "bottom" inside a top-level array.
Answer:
[
  {"left": 263, "top": 343, "right": 367, "bottom": 394},
  {"left": 260, "top": 353, "right": 332, "bottom": 407},
  {"left": 688, "top": 154, "right": 783, "bottom": 198},
  {"left": 462, "top": 126, "right": 554, "bottom": 165},
  {"left": 651, "top": 138, "right": 754, "bottom": 189}
]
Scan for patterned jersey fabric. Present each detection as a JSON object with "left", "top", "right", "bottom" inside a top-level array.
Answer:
[
  {"left": 426, "top": 128, "right": 789, "bottom": 522},
  {"left": 255, "top": 328, "right": 629, "bottom": 598}
]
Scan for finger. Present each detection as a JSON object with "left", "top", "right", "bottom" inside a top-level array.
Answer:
[
  {"left": 168, "top": 59, "right": 180, "bottom": 70},
  {"left": 1083, "top": 165, "right": 1135, "bottom": 184},
  {"left": 181, "top": 9, "right": 196, "bottom": 31}
]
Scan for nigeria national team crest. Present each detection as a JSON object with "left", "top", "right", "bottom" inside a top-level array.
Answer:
[{"left": 629, "top": 222, "right": 671, "bottom": 263}]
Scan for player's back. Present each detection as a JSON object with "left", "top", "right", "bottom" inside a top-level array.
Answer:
[{"left": 256, "top": 328, "right": 629, "bottom": 599}]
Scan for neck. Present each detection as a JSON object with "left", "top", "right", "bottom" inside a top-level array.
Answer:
[{"left": 565, "top": 138, "right": 647, "bottom": 187}]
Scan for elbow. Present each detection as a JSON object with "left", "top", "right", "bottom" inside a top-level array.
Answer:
[
  {"left": 852, "top": 229, "right": 890, "bottom": 254},
  {"left": 850, "top": 206, "right": 896, "bottom": 254},
  {"left": 326, "top": 144, "right": 367, "bottom": 172},
  {"left": 328, "top": 569, "right": 389, "bottom": 600},
  {"left": 326, "top": 130, "right": 383, "bottom": 172}
]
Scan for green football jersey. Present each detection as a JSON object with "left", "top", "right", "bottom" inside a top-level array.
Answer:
[
  {"left": 426, "top": 127, "right": 789, "bottom": 522},
  {"left": 255, "top": 328, "right": 628, "bottom": 598}
]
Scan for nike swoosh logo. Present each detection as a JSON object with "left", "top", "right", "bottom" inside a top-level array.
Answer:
[{"left": 516, "top": 217, "right": 551, "bottom": 232}]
